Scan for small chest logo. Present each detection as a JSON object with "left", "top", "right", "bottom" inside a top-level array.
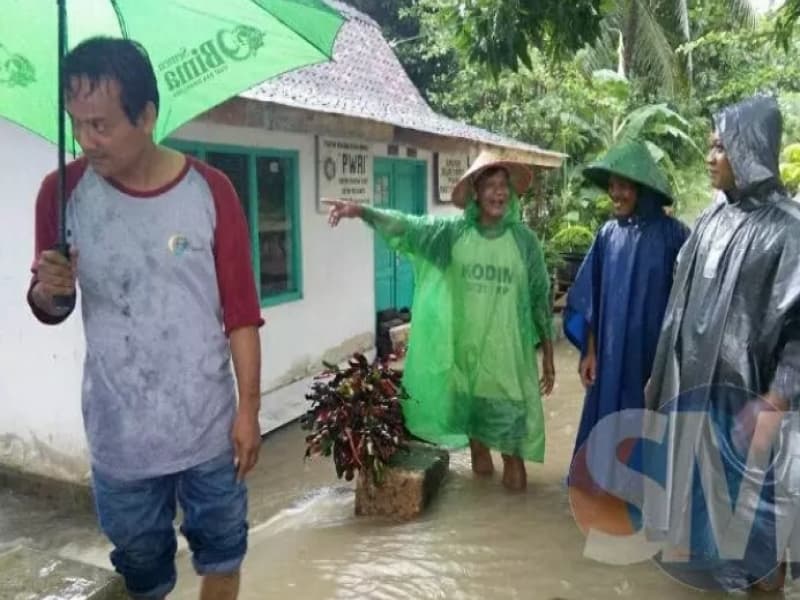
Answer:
[{"left": 168, "top": 234, "right": 190, "bottom": 256}]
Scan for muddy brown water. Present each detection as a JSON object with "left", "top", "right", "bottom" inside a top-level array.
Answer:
[
  {"left": 4, "top": 342, "right": 797, "bottom": 599},
  {"left": 171, "top": 343, "right": 791, "bottom": 599}
]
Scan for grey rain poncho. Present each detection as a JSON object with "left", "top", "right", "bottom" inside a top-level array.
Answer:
[{"left": 638, "top": 96, "right": 800, "bottom": 591}]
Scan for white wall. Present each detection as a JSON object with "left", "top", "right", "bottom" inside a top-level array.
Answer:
[
  {"left": 0, "top": 119, "right": 90, "bottom": 482},
  {"left": 0, "top": 117, "right": 462, "bottom": 483},
  {"left": 170, "top": 122, "right": 381, "bottom": 433}
]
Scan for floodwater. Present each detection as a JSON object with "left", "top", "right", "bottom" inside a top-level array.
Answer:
[
  {"left": 170, "top": 342, "right": 798, "bottom": 600},
  {"left": 4, "top": 342, "right": 799, "bottom": 598}
]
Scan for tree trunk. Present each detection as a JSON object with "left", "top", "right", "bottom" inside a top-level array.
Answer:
[{"left": 622, "top": 0, "right": 639, "bottom": 78}]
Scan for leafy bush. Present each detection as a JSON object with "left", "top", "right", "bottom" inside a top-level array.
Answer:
[
  {"left": 301, "top": 354, "right": 408, "bottom": 486},
  {"left": 781, "top": 142, "right": 800, "bottom": 194},
  {"left": 550, "top": 224, "right": 595, "bottom": 255}
]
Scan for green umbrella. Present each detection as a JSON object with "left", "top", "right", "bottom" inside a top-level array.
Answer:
[{"left": 0, "top": 0, "right": 344, "bottom": 247}]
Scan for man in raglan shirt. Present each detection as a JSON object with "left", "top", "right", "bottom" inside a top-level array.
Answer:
[{"left": 27, "top": 37, "right": 263, "bottom": 600}]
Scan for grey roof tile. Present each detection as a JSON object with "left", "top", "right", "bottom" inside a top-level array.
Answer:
[{"left": 241, "top": 1, "right": 565, "bottom": 166}]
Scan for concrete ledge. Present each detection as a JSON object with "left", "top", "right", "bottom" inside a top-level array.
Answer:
[
  {"left": 355, "top": 443, "right": 449, "bottom": 520},
  {"left": 0, "top": 464, "right": 93, "bottom": 513},
  {"left": 0, "top": 546, "right": 125, "bottom": 599}
]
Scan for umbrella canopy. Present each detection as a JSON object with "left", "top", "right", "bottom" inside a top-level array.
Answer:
[{"left": 0, "top": 0, "right": 344, "bottom": 146}]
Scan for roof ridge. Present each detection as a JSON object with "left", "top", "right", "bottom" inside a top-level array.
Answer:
[{"left": 324, "top": 0, "right": 382, "bottom": 30}]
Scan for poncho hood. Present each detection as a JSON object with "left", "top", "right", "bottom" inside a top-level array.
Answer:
[{"left": 713, "top": 95, "right": 783, "bottom": 194}]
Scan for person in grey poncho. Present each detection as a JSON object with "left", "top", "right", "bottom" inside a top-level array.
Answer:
[{"left": 641, "top": 95, "right": 800, "bottom": 593}]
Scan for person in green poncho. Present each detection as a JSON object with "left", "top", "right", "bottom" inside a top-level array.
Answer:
[{"left": 324, "top": 150, "right": 555, "bottom": 492}]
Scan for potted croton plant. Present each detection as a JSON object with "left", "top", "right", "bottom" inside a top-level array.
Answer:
[{"left": 301, "top": 353, "right": 408, "bottom": 486}]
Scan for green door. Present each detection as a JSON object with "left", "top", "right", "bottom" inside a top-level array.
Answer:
[{"left": 373, "top": 157, "right": 426, "bottom": 312}]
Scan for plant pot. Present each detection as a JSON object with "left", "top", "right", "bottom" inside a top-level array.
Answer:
[{"left": 555, "top": 252, "right": 586, "bottom": 288}]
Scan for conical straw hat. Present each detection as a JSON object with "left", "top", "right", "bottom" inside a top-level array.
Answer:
[{"left": 451, "top": 148, "right": 534, "bottom": 208}]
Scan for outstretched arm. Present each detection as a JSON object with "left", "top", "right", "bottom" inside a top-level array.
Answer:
[
  {"left": 324, "top": 198, "right": 455, "bottom": 267},
  {"left": 325, "top": 198, "right": 409, "bottom": 233}
]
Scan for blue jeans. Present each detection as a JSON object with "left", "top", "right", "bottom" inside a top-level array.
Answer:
[{"left": 92, "top": 450, "right": 248, "bottom": 599}]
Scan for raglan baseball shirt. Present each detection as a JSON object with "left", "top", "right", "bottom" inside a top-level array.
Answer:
[{"left": 28, "top": 155, "right": 264, "bottom": 480}]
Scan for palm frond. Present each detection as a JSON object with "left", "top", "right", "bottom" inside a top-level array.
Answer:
[
  {"left": 576, "top": 19, "right": 623, "bottom": 76},
  {"left": 729, "top": 0, "right": 759, "bottom": 27},
  {"left": 631, "top": 0, "right": 678, "bottom": 95},
  {"left": 675, "top": 0, "right": 690, "bottom": 42}
]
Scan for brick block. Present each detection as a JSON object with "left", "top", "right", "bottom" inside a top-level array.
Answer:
[{"left": 355, "top": 443, "right": 449, "bottom": 520}]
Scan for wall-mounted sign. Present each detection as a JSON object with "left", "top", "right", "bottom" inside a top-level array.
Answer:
[
  {"left": 318, "top": 137, "right": 373, "bottom": 204},
  {"left": 435, "top": 152, "right": 470, "bottom": 203}
]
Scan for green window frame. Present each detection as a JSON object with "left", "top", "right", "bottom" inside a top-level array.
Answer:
[{"left": 167, "top": 139, "right": 303, "bottom": 308}]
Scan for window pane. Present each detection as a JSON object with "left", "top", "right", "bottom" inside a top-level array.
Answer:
[
  {"left": 256, "top": 156, "right": 294, "bottom": 298},
  {"left": 206, "top": 152, "right": 250, "bottom": 225}
]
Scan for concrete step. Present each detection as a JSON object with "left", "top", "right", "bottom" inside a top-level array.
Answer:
[
  {"left": 355, "top": 442, "right": 449, "bottom": 520},
  {"left": 0, "top": 545, "right": 125, "bottom": 599}
]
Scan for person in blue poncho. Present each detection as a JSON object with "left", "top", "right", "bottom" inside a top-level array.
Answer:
[{"left": 563, "top": 140, "right": 689, "bottom": 492}]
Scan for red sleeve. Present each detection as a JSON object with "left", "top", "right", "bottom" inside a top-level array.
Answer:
[
  {"left": 27, "top": 159, "right": 87, "bottom": 324},
  {"left": 191, "top": 158, "right": 265, "bottom": 336}
]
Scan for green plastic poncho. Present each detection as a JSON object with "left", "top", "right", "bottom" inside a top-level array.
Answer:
[{"left": 362, "top": 191, "right": 554, "bottom": 461}]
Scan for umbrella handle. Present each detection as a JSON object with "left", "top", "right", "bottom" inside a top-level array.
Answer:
[
  {"left": 52, "top": 242, "right": 76, "bottom": 312},
  {"left": 52, "top": 1, "right": 74, "bottom": 314}
]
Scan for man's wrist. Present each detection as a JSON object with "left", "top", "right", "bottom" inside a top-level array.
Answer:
[{"left": 237, "top": 394, "right": 261, "bottom": 417}]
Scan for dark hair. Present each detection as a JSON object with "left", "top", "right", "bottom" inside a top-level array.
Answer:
[
  {"left": 63, "top": 37, "right": 159, "bottom": 124},
  {"left": 474, "top": 166, "right": 510, "bottom": 188}
]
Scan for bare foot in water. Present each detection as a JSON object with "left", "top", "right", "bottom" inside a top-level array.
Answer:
[
  {"left": 502, "top": 454, "right": 527, "bottom": 492},
  {"left": 470, "top": 439, "right": 494, "bottom": 476}
]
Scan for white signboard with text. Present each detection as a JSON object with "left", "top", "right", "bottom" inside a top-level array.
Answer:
[
  {"left": 318, "top": 137, "right": 373, "bottom": 204},
  {"left": 437, "top": 153, "right": 470, "bottom": 203}
]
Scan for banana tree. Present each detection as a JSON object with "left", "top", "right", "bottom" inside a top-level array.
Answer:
[{"left": 582, "top": 69, "right": 701, "bottom": 159}]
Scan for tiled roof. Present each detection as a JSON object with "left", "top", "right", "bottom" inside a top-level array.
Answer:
[{"left": 241, "top": 1, "right": 565, "bottom": 167}]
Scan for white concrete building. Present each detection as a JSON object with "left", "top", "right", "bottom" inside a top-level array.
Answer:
[{"left": 0, "top": 1, "right": 563, "bottom": 484}]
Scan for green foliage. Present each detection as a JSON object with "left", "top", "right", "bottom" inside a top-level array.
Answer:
[
  {"left": 680, "top": 21, "right": 800, "bottom": 112},
  {"left": 781, "top": 143, "right": 800, "bottom": 193},
  {"left": 362, "top": 0, "right": 800, "bottom": 238},
  {"left": 775, "top": 0, "right": 800, "bottom": 50},
  {"left": 670, "top": 162, "right": 713, "bottom": 224},
  {"left": 413, "top": 0, "right": 604, "bottom": 77},
  {"left": 344, "top": 0, "right": 457, "bottom": 99},
  {"left": 550, "top": 225, "right": 596, "bottom": 255}
]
